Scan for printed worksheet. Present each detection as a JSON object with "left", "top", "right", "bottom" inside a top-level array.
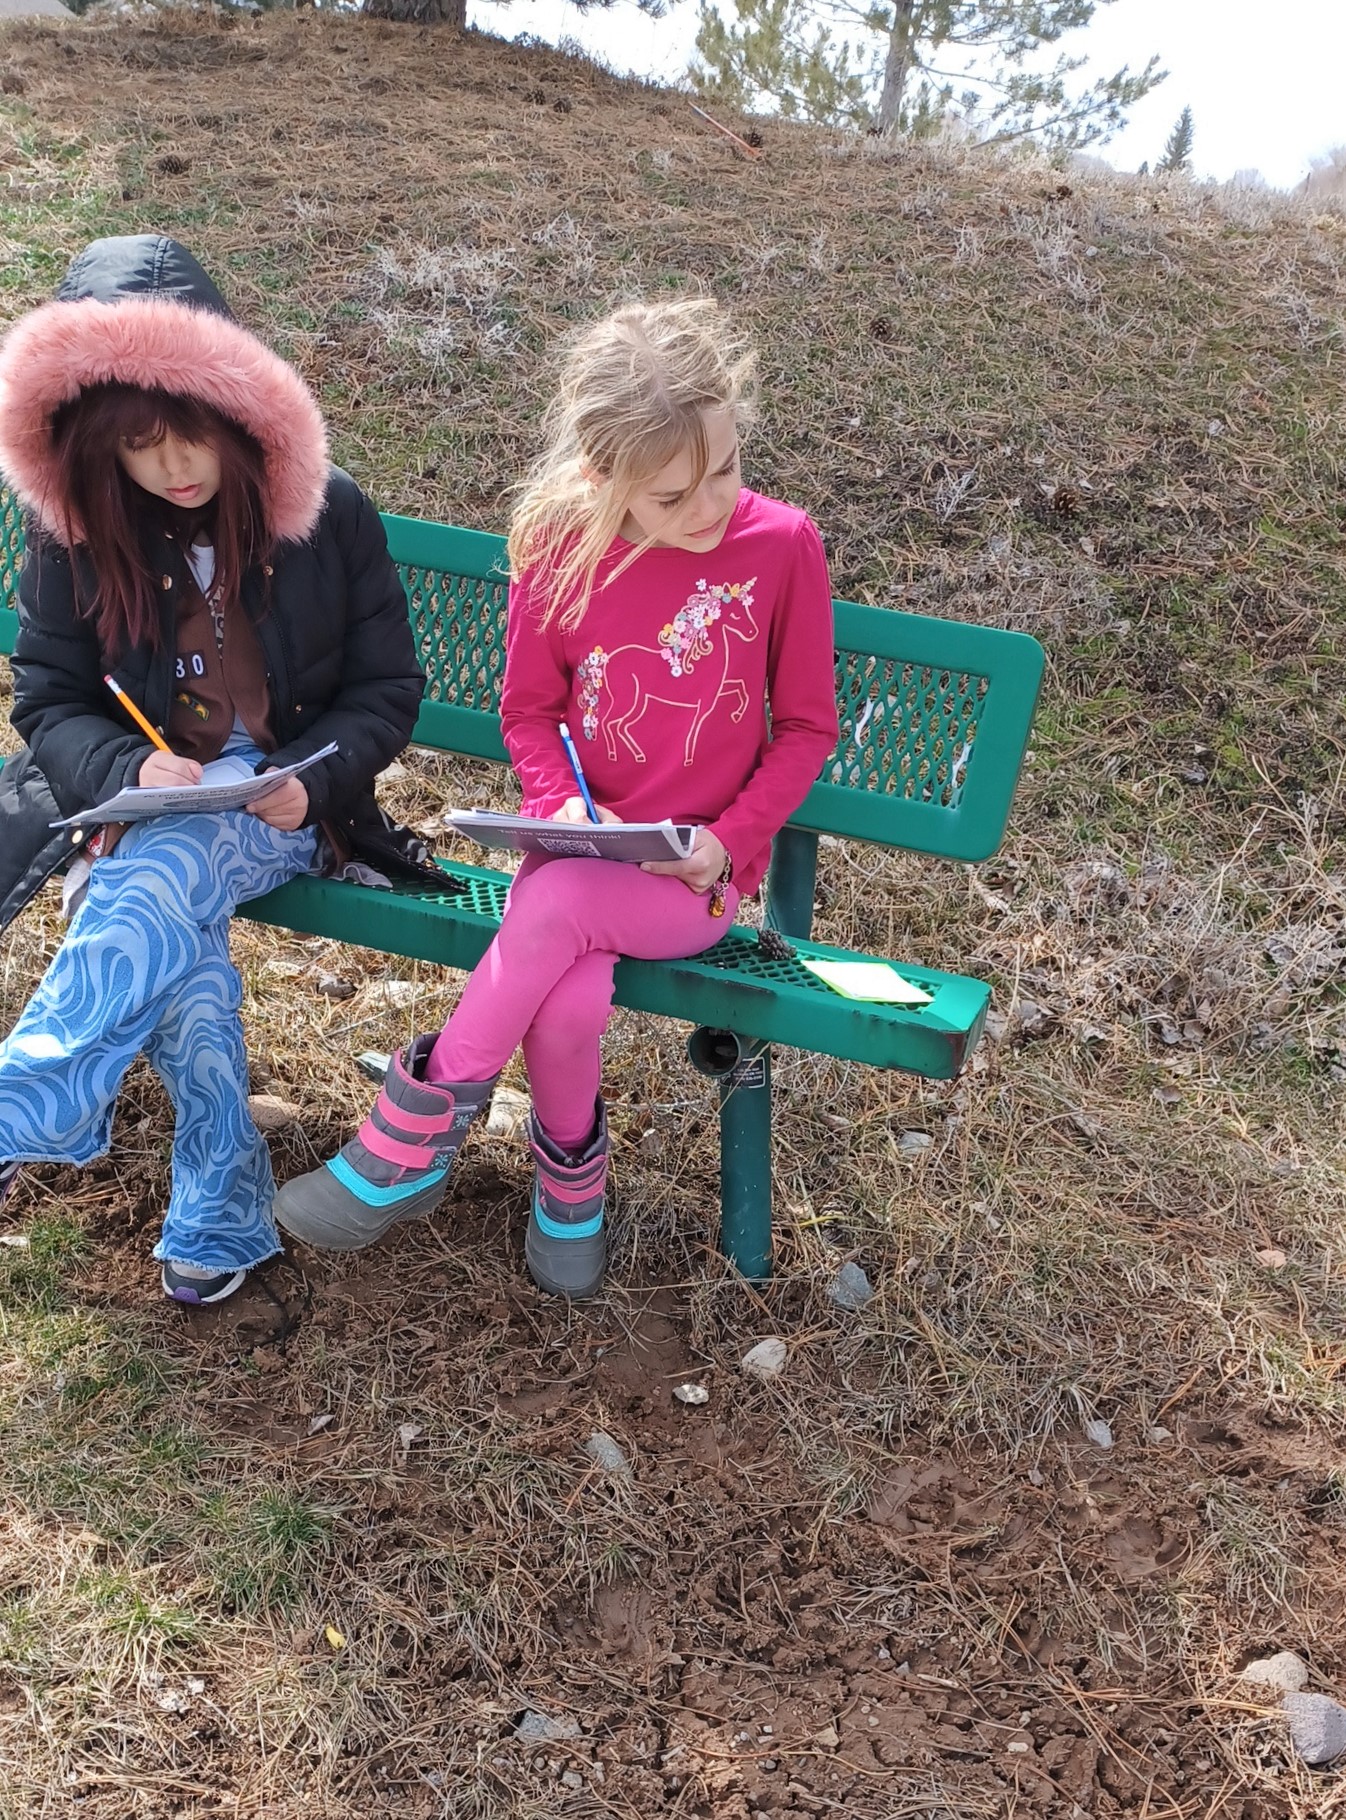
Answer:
[
  {"left": 445, "top": 809, "right": 697, "bottom": 864},
  {"left": 50, "top": 743, "right": 338, "bottom": 828}
]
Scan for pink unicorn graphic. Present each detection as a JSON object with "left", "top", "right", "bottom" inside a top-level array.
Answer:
[{"left": 578, "top": 578, "right": 759, "bottom": 766}]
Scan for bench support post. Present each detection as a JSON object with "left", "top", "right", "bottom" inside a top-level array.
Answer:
[
  {"left": 692, "top": 828, "right": 821, "bottom": 1281},
  {"left": 717, "top": 1040, "right": 773, "bottom": 1281}
]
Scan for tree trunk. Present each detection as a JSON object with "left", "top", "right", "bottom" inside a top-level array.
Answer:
[
  {"left": 364, "top": 0, "right": 466, "bottom": 26},
  {"left": 875, "top": 0, "right": 919, "bottom": 138}
]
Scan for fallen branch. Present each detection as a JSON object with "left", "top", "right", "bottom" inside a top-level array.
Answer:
[{"left": 689, "top": 101, "right": 762, "bottom": 159}]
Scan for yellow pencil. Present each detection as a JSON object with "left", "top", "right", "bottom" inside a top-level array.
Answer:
[{"left": 103, "top": 674, "right": 172, "bottom": 755}]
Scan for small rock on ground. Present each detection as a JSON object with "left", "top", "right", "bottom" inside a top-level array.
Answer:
[
  {"left": 829, "top": 1261, "right": 874, "bottom": 1311},
  {"left": 583, "top": 1431, "right": 632, "bottom": 1479},
  {"left": 1283, "top": 1691, "right": 1346, "bottom": 1766},
  {"left": 741, "top": 1338, "right": 788, "bottom": 1380},
  {"left": 1239, "top": 1651, "right": 1309, "bottom": 1696},
  {"left": 247, "top": 1093, "right": 303, "bottom": 1132},
  {"left": 514, "top": 1710, "right": 582, "bottom": 1744},
  {"left": 485, "top": 1086, "right": 531, "bottom": 1138}
]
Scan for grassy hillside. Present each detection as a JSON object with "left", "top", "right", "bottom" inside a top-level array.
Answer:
[{"left": 0, "top": 10, "right": 1344, "bottom": 1818}]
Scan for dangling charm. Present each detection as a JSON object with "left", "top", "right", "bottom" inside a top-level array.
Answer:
[{"left": 709, "top": 852, "right": 734, "bottom": 918}]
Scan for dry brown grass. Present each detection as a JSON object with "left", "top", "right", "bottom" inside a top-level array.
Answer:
[{"left": 0, "top": 10, "right": 1345, "bottom": 1818}]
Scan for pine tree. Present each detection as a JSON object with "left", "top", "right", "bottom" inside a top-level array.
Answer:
[
  {"left": 692, "top": 0, "right": 874, "bottom": 126},
  {"left": 693, "top": 0, "right": 1165, "bottom": 146},
  {"left": 1156, "top": 105, "right": 1194, "bottom": 174}
]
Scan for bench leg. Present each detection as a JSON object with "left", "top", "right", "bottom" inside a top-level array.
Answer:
[
  {"left": 717, "top": 1038, "right": 773, "bottom": 1281},
  {"left": 695, "top": 826, "right": 818, "bottom": 1280}
]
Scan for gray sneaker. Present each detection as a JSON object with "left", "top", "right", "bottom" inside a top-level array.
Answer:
[
  {"left": 525, "top": 1103, "right": 608, "bottom": 1299},
  {"left": 0, "top": 1160, "right": 20, "bottom": 1208},
  {"left": 275, "top": 1034, "right": 497, "bottom": 1251},
  {"left": 162, "top": 1259, "right": 248, "bottom": 1305}
]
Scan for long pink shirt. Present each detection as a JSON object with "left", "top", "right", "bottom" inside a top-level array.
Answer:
[{"left": 500, "top": 489, "right": 839, "bottom": 896}]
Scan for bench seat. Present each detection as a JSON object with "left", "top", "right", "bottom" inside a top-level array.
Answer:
[{"left": 243, "top": 860, "right": 990, "bottom": 1079}]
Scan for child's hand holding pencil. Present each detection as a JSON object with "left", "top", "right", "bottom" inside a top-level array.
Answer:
[
  {"left": 552, "top": 797, "right": 622, "bottom": 825},
  {"left": 104, "top": 673, "right": 204, "bottom": 789},
  {"left": 138, "top": 750, "right": 204, "bottom": 788},
  {"left": 103, "top": 672, "right": 311, "bottom": 826},
  {"left": 551, "top": 721, "right": 621, "bottom": 825}
]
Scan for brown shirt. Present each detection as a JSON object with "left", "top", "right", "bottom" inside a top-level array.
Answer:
[{"left": 166, "top": 543, "right": 275, "bottom": 763}]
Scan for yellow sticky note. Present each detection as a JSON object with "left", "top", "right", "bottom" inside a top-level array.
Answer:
[{"left": 802, "top": 958, "right": 933, "bottom": 1006}]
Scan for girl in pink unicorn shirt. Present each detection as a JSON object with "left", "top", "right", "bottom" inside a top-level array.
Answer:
[{"left": 278, "top": 299, "right": 839, "bottom": 1297}]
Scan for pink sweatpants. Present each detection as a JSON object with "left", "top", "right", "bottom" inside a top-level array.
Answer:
[{"left": 427, "top": 854, "right": 740, "bottom": 1150}]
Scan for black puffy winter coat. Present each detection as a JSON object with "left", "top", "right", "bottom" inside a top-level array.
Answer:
[{"left": 0, "top": 235, "right": 430, "bottom": 930}]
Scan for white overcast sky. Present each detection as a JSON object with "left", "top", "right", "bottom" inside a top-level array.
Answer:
[{"left": 470, "top": 0, "right": 1345, "bottom": 189}]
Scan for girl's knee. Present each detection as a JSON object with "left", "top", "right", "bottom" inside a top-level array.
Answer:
[
  {"left": 508, "top": 857, "right": 594, "bottom": 909},
  {"left": 529, "top": 998, "right": 612, "bottom": 1051},
  {"left": 87, "top": 852, "right": 204, "bottom": 926},
  {"left": 503, "top": 858, "right": 602, "bottom": 940},
  {"left": 92, "top": 820, "right": 232, "bottom": 920}
]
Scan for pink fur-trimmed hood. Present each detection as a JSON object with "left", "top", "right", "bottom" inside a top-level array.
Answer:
[{"left": 0, "top": 235, "right": 328, "bottom": 545}]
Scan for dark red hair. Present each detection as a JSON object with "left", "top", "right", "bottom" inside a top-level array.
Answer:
[{"left": 47, "top": 382, "right": 270, "bottom": 654}]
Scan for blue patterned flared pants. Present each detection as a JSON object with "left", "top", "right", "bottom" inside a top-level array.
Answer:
[{"left": 0, "top": 806, "right": 316, "bottom": 1270}]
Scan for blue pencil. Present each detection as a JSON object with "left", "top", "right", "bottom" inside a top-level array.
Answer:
[{"left": 557, "top": 722, "right": 600, "bottom": 824}]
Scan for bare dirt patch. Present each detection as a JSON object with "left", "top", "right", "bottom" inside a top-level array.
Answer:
[{"left": 9, "top": 1194, "right": 1342, "bottom": 1820}]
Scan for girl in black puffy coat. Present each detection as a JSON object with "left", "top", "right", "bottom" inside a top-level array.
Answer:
[{"left": 0, "top": 234, "right": 427, "bottom": 1305}]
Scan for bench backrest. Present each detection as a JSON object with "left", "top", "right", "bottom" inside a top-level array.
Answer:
[{"left": 0, "top": 494, "right": 1043, "bottom": 864}]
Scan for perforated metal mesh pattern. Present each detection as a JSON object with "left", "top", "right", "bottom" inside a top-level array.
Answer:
[
  {"left": 0, "top": 491, "right": 25, "bottom": 611},
  {"left": 699, "top": 933, "right": 813, "bottom": 987},
  {"left": 402, "top": 565, "right": 509, "bottom": 715},
  {"left": 396, "top": 869, "right": 511, "bottom": 919},
  {"left": 698, "top": 929, "right": 933, "bottom": 1010},
  {"left": 830, "top": 652, "right": 989, "bottom": 806}
]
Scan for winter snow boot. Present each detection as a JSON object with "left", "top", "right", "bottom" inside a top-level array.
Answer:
[
  {"left": 525, "top": 1101, "right": 609, "bottom": 1299},
  {"left": 275, "top": 1034, "right": 496, "bottom": 1251}
]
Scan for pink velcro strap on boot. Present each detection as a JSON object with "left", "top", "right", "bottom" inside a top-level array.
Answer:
[
  {"left": 368, "top": 1097, "right": 463, "bottom": 1137},
  {"left": 347, "top": 1041, "right": 487, "bottom": 1179},
  {"left": 530, "top": 1150, "right": 606, "bottom": 1205},
  {"left": 355, "top": 1118, "right": 447, "bottom": 1171},
  {"left": 352, "top": 1048, "right": 464, "bottom": 1170},
  {"left": 527, "top": 1101, "right": 609, "bottom": 1228}
]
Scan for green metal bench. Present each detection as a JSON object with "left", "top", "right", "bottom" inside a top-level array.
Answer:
[{"left": 0, "top": 494, "right": 1044, "bottom": 1278}]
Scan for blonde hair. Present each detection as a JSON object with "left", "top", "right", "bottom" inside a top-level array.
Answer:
[{"left": 507, "top": 298, "right": 757, "bottom": 630}]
